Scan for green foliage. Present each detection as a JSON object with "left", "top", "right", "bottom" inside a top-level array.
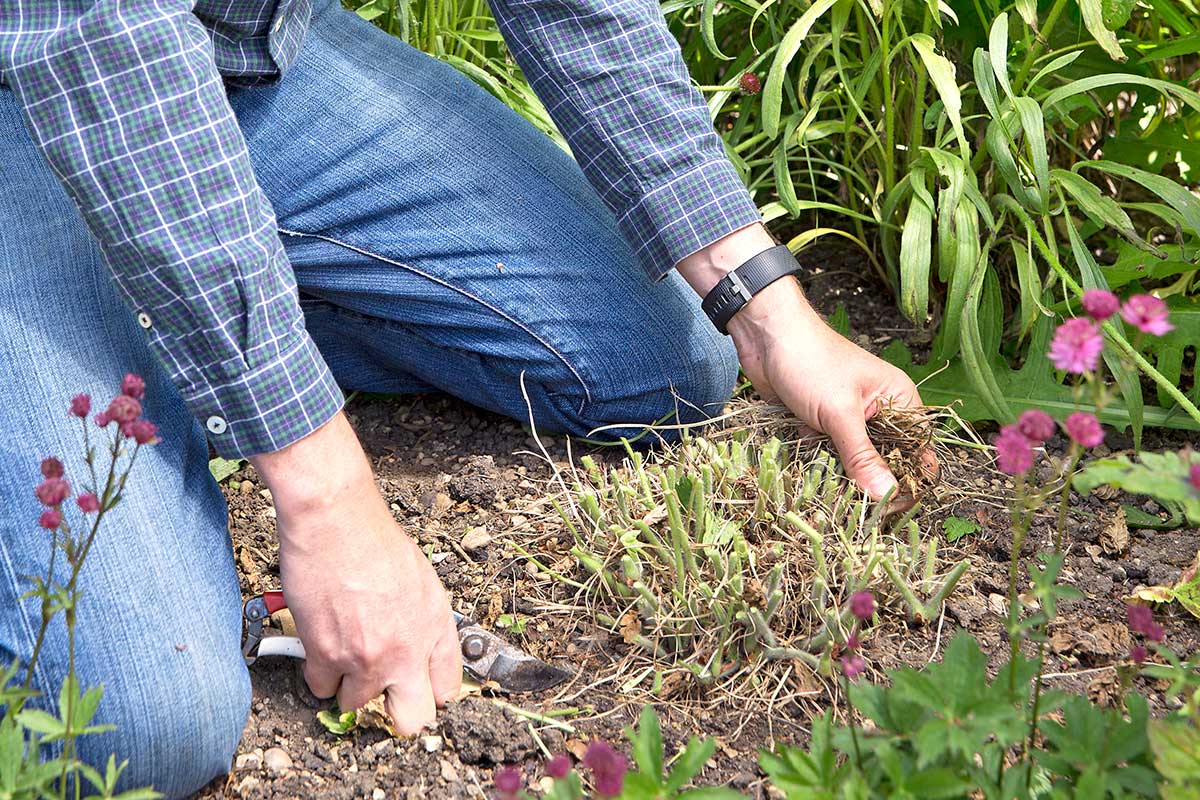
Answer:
[
  {"left": 317, "top": 706, "right": 359, "bottom": 736},
  {"left": 1076, "top": 450, "right": 1200, "bottom": 526},
  {"left": 759, "top": 633, "right": 1176, "bottom": 799},
  {"left": 942, "top": 516, "right": 979, "bottom": 542},
  {"left": 622, "top": 707, "right": 744, "bottom": 800},
  {"left": 347, "top": 0, "right": 1200, "bottom": 433}
]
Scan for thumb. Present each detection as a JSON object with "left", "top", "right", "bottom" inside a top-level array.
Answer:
[{"left": 824, "top": 410, "right": 897, "bottom": 501}]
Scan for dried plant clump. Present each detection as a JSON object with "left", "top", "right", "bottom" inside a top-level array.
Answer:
[{"left": 551, "top": 410, "right": 969, "bottom": 711}]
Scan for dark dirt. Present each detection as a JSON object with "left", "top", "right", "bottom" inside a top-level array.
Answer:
[{"left": 193, "top": 251, "right": 1200, "bottom": 799}]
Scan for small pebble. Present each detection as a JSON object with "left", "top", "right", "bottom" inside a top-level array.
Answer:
[
  {"left": 236, "top": 775, "right": 261, "bottom": 798},
  {"left": 373, "top": 790, "right": 386, "bottom": 800},
  {"left": 422, "top": 735, "right": 443, "bottom": 753},
  {"left": 263, "top": 747, "right": 293, "bottom": 774},
  {"left": 235, "top": 751, "right": 262, "bottom": 771}
]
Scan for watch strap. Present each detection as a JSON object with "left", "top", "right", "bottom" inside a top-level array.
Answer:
[{"left": 701, "top": 244, "right": 800, "bottom": 334}]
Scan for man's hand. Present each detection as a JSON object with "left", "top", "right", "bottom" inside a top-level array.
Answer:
[
  {"left": 250, "top": 412, "right": 462, "bottom": 734},
  {"left": 677, "top": 225, "right": 924, "bottom": 500}
]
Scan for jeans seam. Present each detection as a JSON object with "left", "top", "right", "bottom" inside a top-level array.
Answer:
[{"left": 278, "top": 227, "right": 593, "bottom": 413}]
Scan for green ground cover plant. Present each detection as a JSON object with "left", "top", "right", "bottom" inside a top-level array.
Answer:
[{"left": 344, "top": 0, "right": 1200, "bottom": 439}]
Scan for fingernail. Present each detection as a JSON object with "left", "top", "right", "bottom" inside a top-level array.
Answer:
[{"left": 867, "top": 475, "right": 898, "bottom": 499}]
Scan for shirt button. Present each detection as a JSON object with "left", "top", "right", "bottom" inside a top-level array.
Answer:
[
  {"left": 137, "top": 312, "right": 152, "bottom": 329},
  {"left": 205, "top": 416, "right": 228, "bottom": 435}
]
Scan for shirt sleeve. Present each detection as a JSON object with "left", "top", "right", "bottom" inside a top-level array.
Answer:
[
  {"left": 0, "top": 1, "right": 344, "bottom": 459},
  {"left": 486, "top": 0, "right": 763, "bottom": 280}
]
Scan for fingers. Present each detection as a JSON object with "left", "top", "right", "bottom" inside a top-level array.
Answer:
[
  {"left": 824, "top": 408, "right": 898, "bottom": 501},
  {"left": 429, "top": 618, "right": 463, "bottom": 706},
  {"left": 384, "top": 671, "right": 438, "bottom": 736},
  {"left": 302, "top": 657, "right": 342, "bottom": 700},
  {"left": 337, "top": 669, "right": 387, "bottom": 714}
]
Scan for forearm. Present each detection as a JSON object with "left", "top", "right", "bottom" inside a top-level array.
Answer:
[{"left": 2, "top": 1, "right": 342, "bottom": 459}]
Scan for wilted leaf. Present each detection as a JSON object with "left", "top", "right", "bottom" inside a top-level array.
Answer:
[
  {"left": 208, "top": 457, "right": 244, "bottom": 483},
  {"left": 1100, "top": 507, "right": 1130, "bottom": 555},
  {"left": 317, "top": 708, "right": 358, "bottom": 736}
]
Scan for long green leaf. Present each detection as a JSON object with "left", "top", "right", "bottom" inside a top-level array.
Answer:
[
  {"left": 762, "top": 0, "right": 838, "bottom": 137},
  {"left": 911, "top": 34, "right": 968, "bottom": 157},
  {"left": 1077, "top": 160, "right": 1200, "bottom": 235},
  {"left": 1076, "top": 0, "right": 1127, "bottom": 61}
]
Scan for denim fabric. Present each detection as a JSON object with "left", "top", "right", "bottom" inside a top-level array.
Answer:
[{"left": 0, "top": 2, "right": 736, "bottom": 796}]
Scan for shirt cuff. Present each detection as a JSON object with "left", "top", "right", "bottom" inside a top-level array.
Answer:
[
  {"left": 616, "top": 159, "right": 763, "bottom": 281},
  {"left": 180, "top": 331, "right": 345, "bottom": 459}
]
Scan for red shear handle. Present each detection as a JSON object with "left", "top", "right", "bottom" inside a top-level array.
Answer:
[{"left": 263, "top": 591, "right": 288, "bottom": 615}]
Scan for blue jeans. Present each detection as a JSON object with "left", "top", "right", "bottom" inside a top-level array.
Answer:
[{"left": 0, "top": 1, "right": 737, "bottom": 796}]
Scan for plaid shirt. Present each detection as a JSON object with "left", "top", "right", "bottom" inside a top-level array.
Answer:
[{"left": 0, "top": 0, "right": 761, "bottom": 458}]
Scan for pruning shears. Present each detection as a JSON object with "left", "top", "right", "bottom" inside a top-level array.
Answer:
[{"left": 241, "top": 592, "right": 572, "bottom": 693}]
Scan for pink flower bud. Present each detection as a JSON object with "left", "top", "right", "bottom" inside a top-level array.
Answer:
[
  {"left": 1130, "top": 645, "right": 1148, "bottom": 664},
  {"left": 120, "top": 373, "right": 145, "bottom": 399},
  {"left": 849, "top": 591, "right": 875, "bottom": 621},
  {"left": 1064, "top": 412, "right": 1105, "bottom": 448},
  {"left": 493, "top": 766, "right": 522, "bottom": 798},
  {"left": 1049, "top": 317, "right": 1103, "bottom": 374},
  {"left": 845, "top": 634, "right": 861, "bottom": 652},
  {"left": 545, "top": 754, "right": 571, "bottom": 780},
  {"left": 1016, "top": 410, "right": 1055, "bottom": 443},
  {"left": 1120, "top": 294, "right": 1173, "bottom": 336},
  {"left": 125, "top": 419, "right": 159, "bottom": 445},
  {"left": 39, "top": 509, "right": 62, "bottom": 530},
  {"left": 1081, "top": 289, "right": 1120, "bottom": 321},
  {"left": 105, "top": 395, "right": 141, "bottom": 425},
  {"left": 94, "top": 411, "right": 110, "bottom": 428},
  {"left": 739, "top": 72, "right": 761, "bottom": 94},
  {"left": 40, "top": 457, "right": 64, "bottom": 479},
  {"left": 1126, "top": 604, "right": 1163, "bottom": 642},
  {"left": 841, "top": 654, "right": 866, "bottom": 680},
  {"left": 77, "top": 493, "right": 100, "bottom": 513},
  {"left": 1190, "top": 463, "right": 1200, "bottom": 492},
  {"left": 34, "top": 478, "right": 70, "bottom": 507},
  {"left": 583, "top": 741, "right": 627, "bottom": 798},
  {"left": 995, "top": 425, "right": 1034, "bottom": 475},
  {"left": 70, "top": 394, "right": 91, "bottom": 418}
]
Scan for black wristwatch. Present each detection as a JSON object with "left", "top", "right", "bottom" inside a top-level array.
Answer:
[{"left": 700, "top": 244, "right": 801, "bottom": 335}]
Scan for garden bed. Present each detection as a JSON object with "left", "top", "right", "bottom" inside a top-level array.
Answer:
[{"left": 195, "top": 253, "right": 1200, "bottom": 799}]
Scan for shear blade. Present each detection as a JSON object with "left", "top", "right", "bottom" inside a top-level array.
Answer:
[{"left": 457, "top": 619, "right": 571, "bottom": 693}]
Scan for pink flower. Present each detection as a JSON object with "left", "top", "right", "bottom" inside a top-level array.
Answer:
[
  {"left": 77, "top": 493, "right": 100, "bottom": 513},
  {"left": 1081, "top": 289, "right": 1120, "bottom": 321},
  {"left": 94, "top": 412, "right": 111, "bottom": 428},
  {"left": 841, "top": 655, "right": 866, "bottom": 680},
  {"left": 40, "top": 457, "right": 64, "bottom": 480},
  {"left": 1127, "top": 604, "right": 1154, "bottom": 633},
  {"left": 39, "top": 509, "right": 62, "bottom": 530},
  {"left": 105, "top": 395, "right": 141, "bottom": 425},
  {"left": 1016, "top": 410, "right": 1056, "bottom": 443},
  {"left": 844, "top": 634, "right": 861, "bottom": 652},
  {"left": 583, "top": 741, "right": 627, "bottom": 798},
  {"left": 1189, "top": 463, "right": 1200, "bottom": 492},
  {"left": 120, "top": 373, "right": 145, "bottom": 399},
  {"left": 1065, "top": 412, "right": 1105, "bottom": 448},
  {"left": 1127, "top": 604, "right": 1164, "bottom": 641},
  {"left": 34, "top": 478, "right": 70, "bottom": 507},
  {"left": 493, "top": 766, "right": 522, "bottom": 799},
  {"left": 1120, "top": 294, "right": 1173, "bottom": 336},
  {"left": 122, "top": 419, "right": 159, "bottom": 445},
  {"left": 545, "top": 754, "right": 571, "bottom": 780},
  {"left": 1130, "top": 645, "right": 1148, "bottom": 665},
  {"left": 849, "top": 591, "right": 875, "bottom": 621},
  {"left": 995, "top": 425, "right": 1034, "bottom": 475},
  {"left": 1049, "top": 317, "right": 1103, "bottom": 374},
  {"left": 70, "top": 394, "right": 91, "bottom": 418}
]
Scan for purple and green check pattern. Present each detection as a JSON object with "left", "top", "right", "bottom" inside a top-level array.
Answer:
[{"left": 1, "top": 0, "right": 761, "bottom": 458}]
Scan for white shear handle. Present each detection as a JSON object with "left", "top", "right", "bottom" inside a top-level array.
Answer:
[{"left": 256, "top": 635, "right": 307, "bottom": 660}]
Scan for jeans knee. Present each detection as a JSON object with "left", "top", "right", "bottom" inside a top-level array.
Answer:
[{"left": 76, "top": 648, "right": 250, "bottom": 799}]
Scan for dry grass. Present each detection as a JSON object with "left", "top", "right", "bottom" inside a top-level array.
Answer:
[{"left": 518, "top": 401, "right": 996, "bottom": 731}]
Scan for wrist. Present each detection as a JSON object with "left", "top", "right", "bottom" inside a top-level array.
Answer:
[
  {"left": 249, "top": 411, "right": 379, "bottom": 531},
  {"left": 727, "top": 276, "right": 826, "bottom": 354},
  {"left": 675, "top": 223, "right": 777, "bottom": 296}
]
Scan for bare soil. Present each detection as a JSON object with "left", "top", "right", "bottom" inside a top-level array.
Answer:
[{"left": 194, "top": 248, "right": 1200, "bottom": 799}]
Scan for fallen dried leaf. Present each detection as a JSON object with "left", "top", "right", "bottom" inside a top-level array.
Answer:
[{"left": 1100, "top": 507, "right": 1130, "bottom": 556}]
